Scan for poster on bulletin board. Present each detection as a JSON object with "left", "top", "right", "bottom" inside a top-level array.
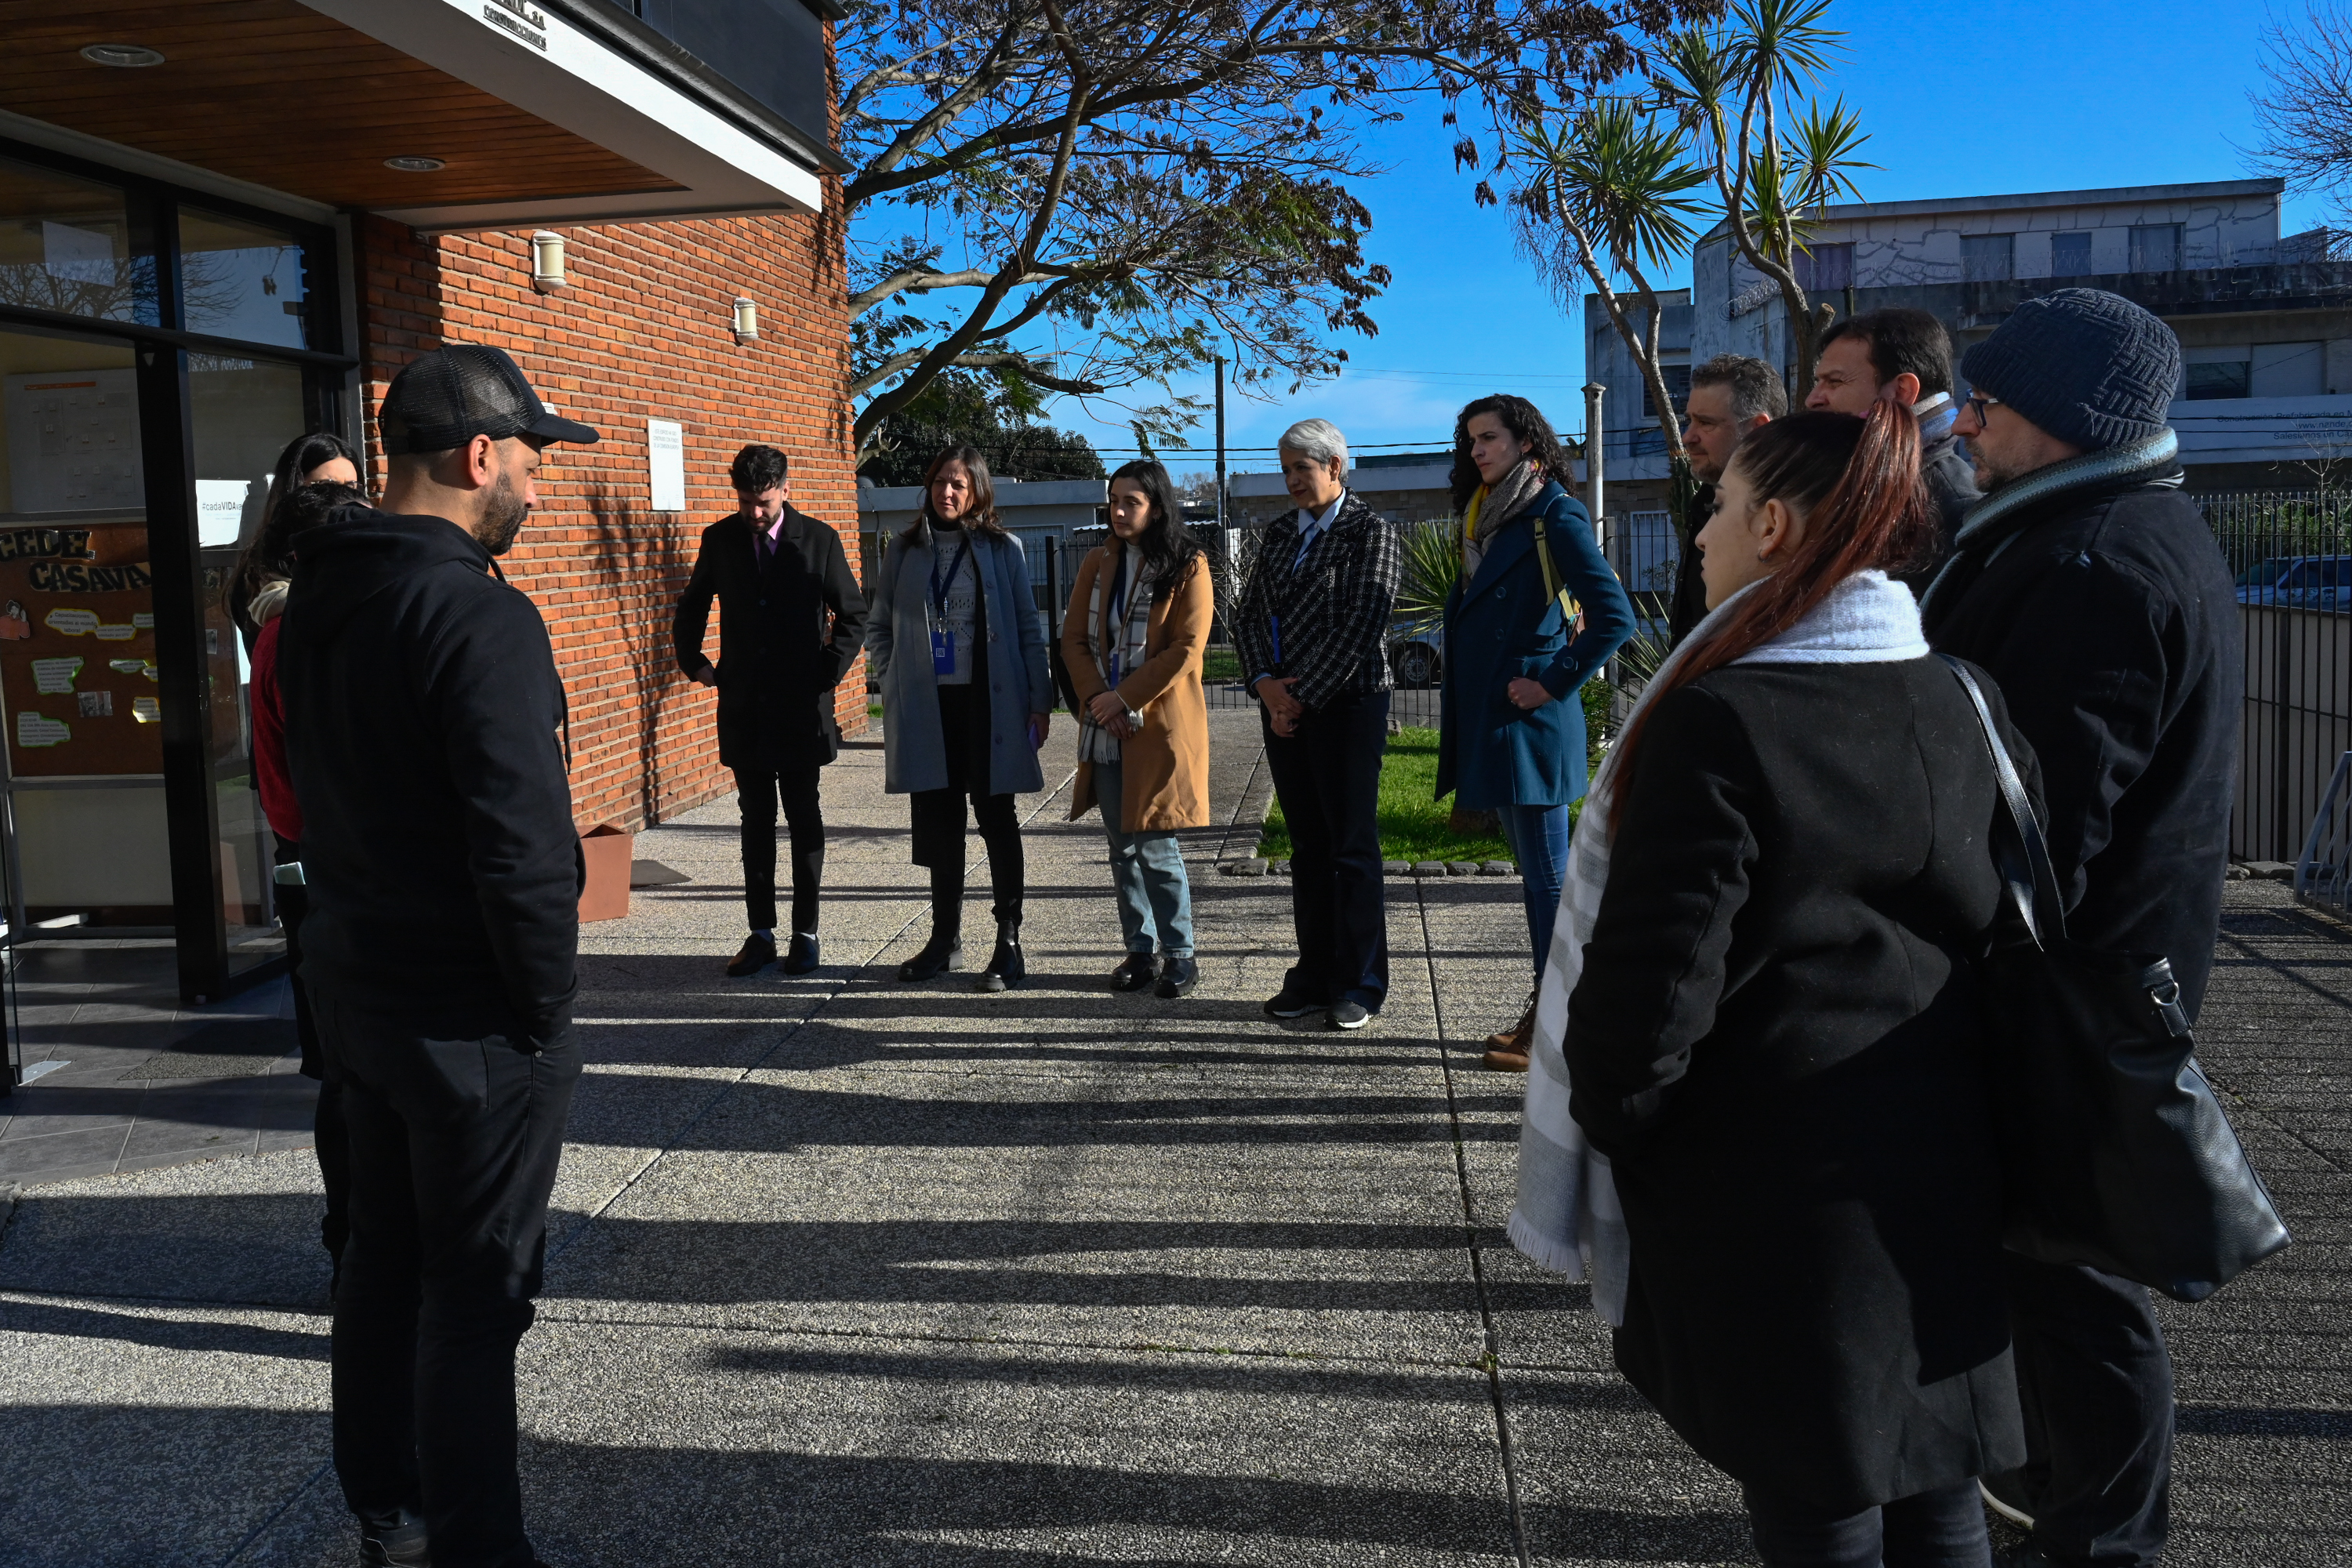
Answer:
[{"left": 0, "top": 520, "right": 162, "bottom": 777}]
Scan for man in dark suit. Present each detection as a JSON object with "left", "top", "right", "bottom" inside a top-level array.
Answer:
[
  {"left": 673, "top": 444, "right": 866, "bottom": 976},
  {"left": 1232, "top": 417, "right": 1401, "bottom": 1031}
]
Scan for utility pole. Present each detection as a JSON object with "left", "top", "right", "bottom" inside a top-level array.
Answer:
[
  {"left": 1213, "top": 354, "right": 1229, "bottom": 547},
  {"left": 1582, "top": 381, "right": 1606, "bottom": 551}
]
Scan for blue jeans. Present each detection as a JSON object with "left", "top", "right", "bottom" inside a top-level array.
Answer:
[
  {"left": 1095, "top": 759, "right": 1193, "bottom": 957},
  {"left": 1497, "top": 800, "right": 1575, "bottom": 978}
]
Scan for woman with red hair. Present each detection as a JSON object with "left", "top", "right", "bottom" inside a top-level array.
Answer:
[{"left": 1521, "top": 405, "right": 2037, "bottom": 1566}]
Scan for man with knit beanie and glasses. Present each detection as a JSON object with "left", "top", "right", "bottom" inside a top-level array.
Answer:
[{"left": 1923, "top": 289, "right": 2241, "bottom": 1568}]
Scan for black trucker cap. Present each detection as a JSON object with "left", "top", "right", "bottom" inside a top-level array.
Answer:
[{"left": 378, "top": 343, "right": 600, "bottom": 456}]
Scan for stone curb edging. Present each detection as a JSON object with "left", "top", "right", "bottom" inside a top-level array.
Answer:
[{"left": 1219, "top": 858, "right": 1519, "bottom": 880}]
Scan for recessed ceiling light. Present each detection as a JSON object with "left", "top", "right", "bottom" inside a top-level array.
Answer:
[
  {"left": 384, "top": 155, "right": 447, "bottom": 173},
  {"left": 81, "top": 43, "right": 165, "bottom": 67}
]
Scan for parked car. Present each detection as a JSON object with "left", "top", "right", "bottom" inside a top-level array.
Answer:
[
  {"left": 2238, "top": 555, "right": 2352, "bottom": 613},
  {"left": 1388, "top": 621, "right": 1442, "bottom": 688}
]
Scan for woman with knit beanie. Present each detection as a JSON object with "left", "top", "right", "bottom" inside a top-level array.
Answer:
[
  {"left": 1435, "top": 394, "right": 1632, "bottom": 1069},
  {"left": 1528, "top": 405, "right": 2032, "bottom": 1566}
]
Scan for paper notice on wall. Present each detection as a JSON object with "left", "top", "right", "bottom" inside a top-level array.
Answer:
[
  {"left": 42, "top": 221, "right": 114, "bottom": 285},
  {"left": 78, "top": 689, "right": 111, "bottom": 717},
  {"left": 31, "top": 656, "right": 82, "bottom": 693},
  {"left": 108, "top": 658, "right": 144, "bottom": 675},
  {"left": 43, "top": 608, "right": 97, "bottom": 636},
  {"left": 132, "top": 612, "right": 154, "bottom": 630},
  {"left": 195, "top": 479, "right": 252, "bottom": 546},
  {"left": 16, "top": 711, "right": 70, "bottom": 748},
  {"left": 648, "top": 419, "right": 685, "bottom": 512},
  {"left": 4, "top": 368, "right": 143, "bottom": 514},
  {"left": 94, "top": 622, "right": 135, "bottom": 641},
  {"left": 131, "top": 696, "right": 159, "bottom": 723}
]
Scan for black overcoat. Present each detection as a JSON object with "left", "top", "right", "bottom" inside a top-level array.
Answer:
[
  {"left": 673, "top": 506, "right": 867, "bottom": 771},
  {"left": 1922, "top": 466, "right": 2241, "bottom": 1014},
  {"left": 1566, "top": 656, "right": 2037, "bottom": 1512}
]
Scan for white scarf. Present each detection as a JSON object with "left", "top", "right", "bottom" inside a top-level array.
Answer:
[{"left": 1507, "top": 570, "right": 1927, "bottom": 1323}]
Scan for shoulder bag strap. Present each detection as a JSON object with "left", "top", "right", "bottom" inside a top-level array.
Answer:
[
  {"left": 1937, "top": 652, "right": 2067, "bottom": 948},
  {"left": 1529, "top": 510, "right": 1574, "bottom": 618}
]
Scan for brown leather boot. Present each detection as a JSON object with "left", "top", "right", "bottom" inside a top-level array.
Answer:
[{"left": 1482, "top": 993, "right": 1537, "bottom": 1072}]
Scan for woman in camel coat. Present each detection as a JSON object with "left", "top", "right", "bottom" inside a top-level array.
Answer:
[{"left": 1061, "top": 459, "right": 1213, "bottom": 998}]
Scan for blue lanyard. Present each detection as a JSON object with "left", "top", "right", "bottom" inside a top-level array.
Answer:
[{"left": 928, "top": 532, "right": 972, "bottom": 620}]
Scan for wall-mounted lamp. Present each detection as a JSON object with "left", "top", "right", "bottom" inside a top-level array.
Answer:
[
  {"left": 731, "top": 296, "right": 759, "bottom": 343},
  {"left": 530, "top": 230, "right": 567, "bottom": 294},
  {"left": 384, "top": 155, "right": 445, "bottom": 173}
]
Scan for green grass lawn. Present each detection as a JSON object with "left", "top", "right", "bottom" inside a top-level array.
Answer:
[
  {"left": 1201, "top": 646, "right": 1243, "bottom": 684},
  {"left": 1258, "top": 727, "right": 1526, "bottom": 863},
  {"left": 1252, "top": 685, "right": 1614, "bottom": 866}
]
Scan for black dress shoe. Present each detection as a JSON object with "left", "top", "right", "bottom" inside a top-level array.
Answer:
[
  {"left": 1110, "top": 953, "right": 1156, "bottom": 991},
  {"left": 975, "top": 920, "right": 1025, "bottom": 991},
  {"left": 899, "top": 927, "right": 963, "bottom": 981},
  {"left": 358, "top": 1508, "right": 430, "bottom": 1567},
  {"left": 1263, "top": 986, "right": 1324, "bottom": 1019},
  {"left": 725, "top": 932, "right": 775, "bottom": 978},
  {"left": 1155, "top": 956, "right": 1200, "bottom": 997},
  {"left": 782, "top": 931, "right": 821, "bottom": 975}
]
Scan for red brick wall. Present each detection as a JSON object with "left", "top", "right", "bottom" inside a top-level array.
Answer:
[{"left": 353, "top": 199, "right": 862, "bottom": 834}]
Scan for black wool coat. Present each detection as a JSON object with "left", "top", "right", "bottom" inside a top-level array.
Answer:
[
  {"left": 673, "top": 506, "right": 868, "bottom": 771},
  {"left": 283, "top": 506, "right": 581, "bottom": 1042},
  {"left": 1566, "top": 658, "right": 2036, "bottom": 1512},
  {"left": 1896, "top": 434, "right": 1983, "bottom": 596},
  {"left": 1922, "top": 466, "right": 2240, "bottom": 1014}
]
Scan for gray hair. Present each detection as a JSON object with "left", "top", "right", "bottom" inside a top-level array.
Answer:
[
  {"left": 1690, "top": 354, "right": 1788, "bottom": 423},
  {"left": 1277, "top": 417, "right": 1348, "bottom": 471}
]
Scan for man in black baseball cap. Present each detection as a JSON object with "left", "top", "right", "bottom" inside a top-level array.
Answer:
[{"left": 281, "top": 342, "right": 599, "bottom": 1568}]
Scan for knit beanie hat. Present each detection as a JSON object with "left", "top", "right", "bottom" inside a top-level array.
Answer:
[{"left": 1959, "top": 289, "right": 2180, "bottom": 452}]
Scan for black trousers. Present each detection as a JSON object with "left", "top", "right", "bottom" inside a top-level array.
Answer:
[
  {"left": 315, "top": 988, "right": 582, "bottom": 1568},
  {"left": 2004, "top": 1253, "right": 2173, "bottom": 1564},
  {"left": 1744, "top": 1476, "right": 1989, "bottom": 1568},
  {"left": 276, "top": 833, "right": 350, "bottom": 1269},
  {"left": 735, "top": 764, "right": 825, "bottom": 934},
  {"left": 909, "top": 684, "right": 1025, "bottom": 924},
  {"left": 1262, "top": 690, "right": 1389, "bottom": 1007}
]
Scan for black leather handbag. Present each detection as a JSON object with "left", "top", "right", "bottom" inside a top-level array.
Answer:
[{"left": 1942, "top": 655, "right": 2292, "bottom": 1302}]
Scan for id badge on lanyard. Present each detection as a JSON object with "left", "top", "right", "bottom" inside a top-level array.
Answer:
[{"left": 929, "top": 535, "right": 971, "bottom": 676}]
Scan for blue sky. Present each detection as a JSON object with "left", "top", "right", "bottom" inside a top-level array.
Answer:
[{"left": 1026, "top": 0, "right": 2319, "bottom": 481}]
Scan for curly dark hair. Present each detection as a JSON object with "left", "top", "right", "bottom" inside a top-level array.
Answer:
[{"left": 1448, "top": 395, "right": 1568, "bottom": 511}]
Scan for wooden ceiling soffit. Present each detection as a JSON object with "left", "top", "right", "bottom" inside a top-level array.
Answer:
[{"left": 0, "top": 0, "right": 822, "bottom": 227}]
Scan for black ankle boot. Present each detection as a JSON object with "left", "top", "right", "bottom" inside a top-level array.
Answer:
[
  {"left": 899, "top": 894, "right": 964, "bottom": 981},
  {"left": 975, "top": 919, "right": 1024, "bottom": 991}
]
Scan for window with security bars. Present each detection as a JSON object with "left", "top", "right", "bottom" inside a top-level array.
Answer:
[
  {"left": 1794, "top": 243, "right": 1853, "bottom": 292},
  {"left": 2050, "top": 231, "right": 2093, "bottom": 275},
  {"left": 2130, "top": 223, "right": 2183, "bottom": 272},
  {"left": 1641, "top": 363, "right": 1693, "bottom": 419},
  {"left": 1962, "top": 234, "right": 2014, "bottom": 281}
]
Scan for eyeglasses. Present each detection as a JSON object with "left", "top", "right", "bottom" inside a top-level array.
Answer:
[{"left": 1965, "top": 392, "right": 2002, "bottom": 426}]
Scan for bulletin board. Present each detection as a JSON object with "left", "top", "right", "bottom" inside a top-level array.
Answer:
[{"left": 0, "top": 519, "right": 162, "bottom": 777}]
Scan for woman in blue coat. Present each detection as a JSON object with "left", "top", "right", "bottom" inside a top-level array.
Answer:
[
  {"left": 868, "top": 446, "right": 1052, "bottom": 990},
  {"left": 1436, "top": 394, "right": 1633, "bottom": 1066}
]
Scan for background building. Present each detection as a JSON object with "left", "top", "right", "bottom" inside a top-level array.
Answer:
[{"left": 0, "top": 0, "right": 848, "bottom": 1000}]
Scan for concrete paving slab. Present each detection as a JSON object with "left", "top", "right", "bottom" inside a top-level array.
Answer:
[
  {"left": 238, "top": 1324, "right": 1519, "bottom": 1568},
  {"left": 0, "top": 1292, "right": 330, "bottom": 1568}
]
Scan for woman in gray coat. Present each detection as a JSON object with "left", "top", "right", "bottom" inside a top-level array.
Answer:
[{"left": 867, "top": 447, "right": 1052, "bottom": 989}]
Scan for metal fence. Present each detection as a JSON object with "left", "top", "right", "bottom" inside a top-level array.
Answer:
[{"left": 2198, "top": 489, "right": 2352, "bottom": 862}]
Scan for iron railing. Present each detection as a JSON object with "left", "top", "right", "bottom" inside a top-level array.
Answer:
[{"left": 2197, "top": 489, "right": 2352, "bottom": 862}]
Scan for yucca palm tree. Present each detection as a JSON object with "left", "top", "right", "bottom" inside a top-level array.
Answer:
[
  {"left": 1512, "top": 99, "right": 1710, "bottom": 470},
  {"left": 1655, "top": 0, "right": 1873, "bottom": 395}
]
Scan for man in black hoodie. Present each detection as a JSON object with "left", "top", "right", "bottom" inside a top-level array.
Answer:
[
  {"left": 281, "top": 343, "right": 598, "bottom": 1568},
  {"left": 1923, "top": 291, "right": 2238, "bottom": 1568}
]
